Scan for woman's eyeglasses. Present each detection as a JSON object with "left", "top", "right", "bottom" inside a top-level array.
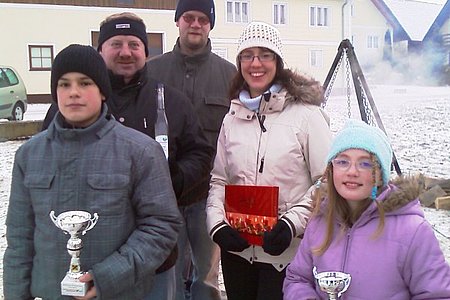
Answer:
[
  {"left": 332, "top": 158, "right": 375, "bottom": 172},
  {"left": 182, "top": 14, "right": 210, "bottom": 26},
  {"left": 238, "top": 53, "right": 276, "bottom": 63}
]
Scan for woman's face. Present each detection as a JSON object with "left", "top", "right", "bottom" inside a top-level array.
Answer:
[
  {"left": 238, "top": 47, "right": 277, "bottom": 98},
  {"left": 331, "top": 149, "right": 382, "bottom": 210}
]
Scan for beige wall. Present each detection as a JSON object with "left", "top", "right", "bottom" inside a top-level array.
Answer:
[
  {"left": 0, "top": 3, "right": 180, "bottom": 97},
  {"left": 2, "top": 1, "right": 446, "bottom": 98},
  {"left": 351, "top": 0, "right": 389, "bottom": 66},
  {"left": 212, "top": 0, "right": 344, "bottom": 83}
]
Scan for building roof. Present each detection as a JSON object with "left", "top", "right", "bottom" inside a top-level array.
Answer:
[{"left": 372, "top": 0, "right": 447, "bottom": 41}]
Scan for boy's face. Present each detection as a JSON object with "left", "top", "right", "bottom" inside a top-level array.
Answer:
[{"left": 57, "top": 72, "right": 104, "bottom": 128}]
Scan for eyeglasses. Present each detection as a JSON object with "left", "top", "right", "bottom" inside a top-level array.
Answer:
[
  {"left": 238, "top": 53, "right": 277, "bottom": 63},
  {"left": 182, "top": 14, "right": 210, "bottom": 26},
  {"left": 332, "top": 158, "right": 375, "bottom": 172}
]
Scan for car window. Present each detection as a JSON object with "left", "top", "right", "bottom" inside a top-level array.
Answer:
[
  {"left": 0, "top": 69, "right": 8, "bottom": 88},
  {"left": 4, "top": 68, "right": 19, "bottom": 86}
]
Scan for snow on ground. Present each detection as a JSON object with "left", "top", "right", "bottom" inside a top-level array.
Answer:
[{"left": 0, "top": 85, "right": 449, "bottom": 298}]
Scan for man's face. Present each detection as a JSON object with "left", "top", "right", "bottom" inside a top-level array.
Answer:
[
  {"left": 176, "top": 10, "right": 211, "bottom": 54},
  {"left": 99, "top": 35, "right": 146, "bottom": 83}
]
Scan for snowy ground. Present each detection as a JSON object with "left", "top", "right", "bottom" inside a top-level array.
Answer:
[{"left": 0, "top": 85, "right": 449, "bottom": 298}]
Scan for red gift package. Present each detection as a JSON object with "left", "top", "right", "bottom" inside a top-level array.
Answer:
[{"left": 225, "top": 185, "right": 279, "bottom": 246}]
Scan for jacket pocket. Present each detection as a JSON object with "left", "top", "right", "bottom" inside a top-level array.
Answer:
[
  {"left": 87, "top": 174, "right": 130, "bottom": 216},
  {"left": 201, "top": 96, "right": 230, "bottom": 133},
  {"left": 24, "top": 174, "right": 54, "bottom": 216}
]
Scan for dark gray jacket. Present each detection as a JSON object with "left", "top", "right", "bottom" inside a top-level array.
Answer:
[
  {"left": 148, "top": 39, "right": 236, "bottom": 205},
  {"left": 148, "top": 38, "right": 237, "bottom": 150},
  {"left": 4, "top": 106, "right": 183, "bottom": 300}
]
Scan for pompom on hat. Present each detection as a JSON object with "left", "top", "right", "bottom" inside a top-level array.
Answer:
[
  {"left": 237, "top": 21, "right": 283, "bottom": 63},
  {"left": 175, "top": 0, "right": 216, "bottom": 29},
  {"left": 326, "top": 119, "right": 393, "bottom": 186},
  {"left": 51, "top": 44, "right": 112, "bottom": 102}
]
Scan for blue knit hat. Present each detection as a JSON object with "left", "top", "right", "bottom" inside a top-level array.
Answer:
[{"left": 326, "top": 119, "right": 393, "bottom": 186}]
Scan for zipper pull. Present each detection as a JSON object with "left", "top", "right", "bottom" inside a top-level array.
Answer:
[
  {"left": 258, "top": 115, "right": 267, "bottom": 132},
  {"left": 259, "top": 157, "right": 265, "bottom": 173}
]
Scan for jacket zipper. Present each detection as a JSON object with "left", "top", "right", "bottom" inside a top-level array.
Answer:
[{"left": 256, "top": 112, "right": 267, "bottom": 175}]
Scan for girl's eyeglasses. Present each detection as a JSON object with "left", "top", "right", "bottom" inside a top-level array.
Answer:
[
  {"left": 332, "top": 158, "right": 374, "bottom": 172},
  {"left": 182, "top": 14, "right": 210, "bottom": 26}
]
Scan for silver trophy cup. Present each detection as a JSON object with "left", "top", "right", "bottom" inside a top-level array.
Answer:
[
  {"left": 313, "top": 266, "right": 351, "bottom": 299},
  {"left": 50, "top": 210, "right": 98, "bottom": 297}
]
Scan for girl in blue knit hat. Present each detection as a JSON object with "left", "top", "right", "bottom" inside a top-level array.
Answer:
[{"left": 283, "top": 119, "right": 450, "bottom": 299}]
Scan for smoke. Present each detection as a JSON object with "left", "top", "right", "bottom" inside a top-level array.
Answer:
[{"left": 362, "top": 37, "right": 449, "bottom": 86}]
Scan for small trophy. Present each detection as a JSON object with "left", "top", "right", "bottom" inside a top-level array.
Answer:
[
  {"left": 313, "top": 266, "right": 351, "bottom": 300},
  {"left": 50, "top": 210, "right": 99, "bottom": 297}
]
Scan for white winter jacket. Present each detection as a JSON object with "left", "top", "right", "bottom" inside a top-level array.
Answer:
[{"left": 206, "top": 87, "right": 332, "bottom": 271}]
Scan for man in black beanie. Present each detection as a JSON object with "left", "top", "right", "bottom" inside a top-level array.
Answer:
[
  {"left": 41, "top": 12, "right": 215, "bottom": 300},
  {"left": 4, "top": 44, "right": 183, "bottom": 300},
  {"left": 148, "top": 1, "right": 237, "bottom": 299}
]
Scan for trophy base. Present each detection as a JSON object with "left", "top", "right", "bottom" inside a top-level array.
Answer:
[{"left": 61, "top": 274, "right": 89, "bottom": 297}]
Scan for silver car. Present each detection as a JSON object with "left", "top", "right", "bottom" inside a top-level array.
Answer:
[{"left": 0, "top": 65, "right": 28, "bottom": 121}]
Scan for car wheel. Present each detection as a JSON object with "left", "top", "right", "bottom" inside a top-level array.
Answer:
[{"left": 11, "top": 102, "right": 24, "bottom": 121}]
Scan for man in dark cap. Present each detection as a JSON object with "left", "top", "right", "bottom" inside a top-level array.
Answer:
[
  {"left": 4, "top": 44, "right": 183, "bottom": 300},
  {"left": 41, "top": 12, "right": 215, "bottom": 300},
  {"left": 148, "top": 1, "right": 237, "bottom": 299}
]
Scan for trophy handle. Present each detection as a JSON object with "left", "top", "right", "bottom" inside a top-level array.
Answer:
[
  {"left": 82, "top": 213, "right": 99, "bottom": 235},
  {"left": 49, "top": 211, "right": 62, "bottom": 230}
]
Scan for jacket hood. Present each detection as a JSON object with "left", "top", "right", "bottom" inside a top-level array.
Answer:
[
  {"left": 380, "top": 175, "right": 424, "bottom": 213},
  {"left": 358, "top": 175, "right": 425, "bottom": 226},
  {"left": 281, "top": 73, "right": 324, "bottom": 107}
]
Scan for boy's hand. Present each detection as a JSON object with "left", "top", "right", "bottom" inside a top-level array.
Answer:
[{"left": 74, "top": 272, "right": 96, "bottom": 300}]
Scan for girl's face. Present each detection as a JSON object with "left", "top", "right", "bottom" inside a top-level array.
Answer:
[
  {"left": 238, "top": 47, "right": 277, "bottom": 98},
  {"left": 332, "top": 149, "right": 382, "bottom": 209},
  {"left": 57, "top": 72, "right": 104, "bottom": 128}
]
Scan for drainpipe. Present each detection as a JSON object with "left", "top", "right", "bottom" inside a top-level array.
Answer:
[{"left": 342, "top": 0, "right": 351, "bottom": 41}]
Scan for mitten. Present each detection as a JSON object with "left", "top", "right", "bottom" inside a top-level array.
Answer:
[
  {"left": 262, "top": 220, "right": 292, "bottom": 256},
  {"left": 213, "top": 225, "right": 250, "bottom": 252}
]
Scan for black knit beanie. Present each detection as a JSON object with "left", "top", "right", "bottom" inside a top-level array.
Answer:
[
  {"left": 97, "top": 17, "right": 149, "bottom": 56},
  {"left": 51, "top": 44, "right": 112, "bottom": 102},
  {"left": 175, "top": 0, "right": 215, "bottom": 29}
]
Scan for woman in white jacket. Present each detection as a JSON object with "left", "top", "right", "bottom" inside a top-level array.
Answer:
[{"left": 206, "top": 21, "right": 332, "bottom": 300}]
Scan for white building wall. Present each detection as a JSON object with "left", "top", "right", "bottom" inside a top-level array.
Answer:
[
  {"left": 0, "top": 3, "right": 179, "bottom": 97},
  {"left": 5, "top": 0, "right": 442, "bottom": 97}
]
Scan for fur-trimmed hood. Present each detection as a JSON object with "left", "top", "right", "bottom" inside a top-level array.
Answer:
[
  {"left": 380, "top": 175, "right": 424, "bottom": 213},
  {"left": 281, "top": 73, "right": 324, "bottom": 107}
]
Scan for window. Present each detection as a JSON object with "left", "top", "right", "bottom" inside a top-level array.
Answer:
[
  {"left": 0, "top": 68, "right": 17, "bottom": 88},
  {"left": 273, "top": 3, "right": 287, "bottom": 25},
  {"left": 367, "top": 36, "right": 379, "bottom": 48},
  {"left": 3, "top": 68, "right": 19, "bottom": 85},
  {"left": 310, "top": 6, "right": 330, "bottom": 27},
  {"left": 309, "top": 49, "right": 323, "bottom": 67},
  {"left": 227, "top": 1, "right": 249, "bottom": 23},
  {"left": 29, "top": 45, "right": 53, "bottom": 71},
  {"left": 212, "top": 48, "right": 229, "bottom": 60}
]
